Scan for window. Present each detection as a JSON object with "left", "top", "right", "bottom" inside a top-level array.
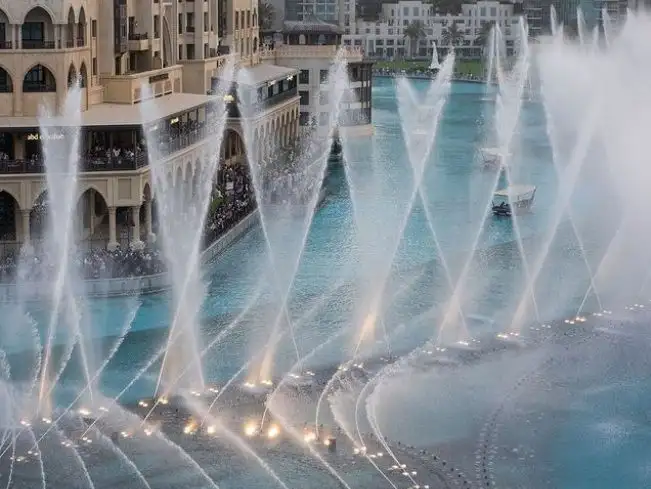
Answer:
[
  {"left": 319, "top": 112, "right": 329, "bottom": 126},
  {"left": 92, "top": 57, "right": 97, "bottom": 76},
  {"left": 299, "top": 69, "right": 309, "bottom": 84},
  {"left": 204, "top": 13, "right": 209, "bottom": 31},
  {"left": 319, "top": 69, "right": 328, "bottom": 83},
  {"left": 178, "top": 45, "right": 183, "bottom": 59},
  {"left": 22, "top": 23, "right": 44, "bottom": 42},
  {"left": 403, "top": 7, "right": 408, "bottom": 15},
  {"left": 299, "top": 90, "right": 309, "bottom": 105},
  {"left": 187, "top": 13, "right": 195, "bottom": 31},
  {"left": 91, "top": 20, "right": 97, "bottom": 37},
  {"left": 154, "top": 15, "right": 160, "bottom": 38},
  {"left": 235, "top": 11, "right": 239, "bottom": 30},
  {"left": 319, "top": 91, "right": 329, "bottom": 105},
  {"left": 179, "top": 14, "right": 183, "bottom": 33},
  {"left": 490, "top": 7, "right": 496, "bottom": 16},
  {"left": 247, "top": 10, "right": 251, "bottom": 28},
  {"left": 299, "top": 111, "right": 310, "bottom": 126},
  {"left": 413, "top": 7, "right": 418, "bottom": 15},
  {"left": 186, "top": 43, "right": 195, "bottom": 59}
]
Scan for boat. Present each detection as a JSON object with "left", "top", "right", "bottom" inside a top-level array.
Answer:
[
  {"left": 492, "top": 185, "right": 536, "bottom": 217},
  {"left": 429, "top": 41, "right": 441, "bottom": 71},
  {"left": 480, "top": 148, "right": 507, "bottom": 170}
]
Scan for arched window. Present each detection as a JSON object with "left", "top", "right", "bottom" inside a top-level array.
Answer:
[
  {"left": 66, "top": 7, "right": 75, "bottom": 47},
  {"left": 78, "top": 7, "right": 87, "bottom": 46},
  {"left": 79, "top": 63, "right": 88, "bottom": 88},
  {"left": 23, "top": 7, "right": 55, "bottom": 49},
  {"left": 67, "top": 64, "right": 77, "bottom": 87},
  {"left": 253, "top": 10, "right": 257, "bottom": 27},
  {"left": 247, "top": 10, "right": 251, "bottom": 28},
  {"left": 23, "top": 65, "right": 56, "bottom": 93},
  {"left": 0, "top": 67, "right": 12, "bottom": 93}
]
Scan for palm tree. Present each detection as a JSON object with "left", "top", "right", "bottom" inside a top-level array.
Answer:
[
  {"left": 441, "top": 21, "right": 463, "bottom": 47},
  {"left": 259, "top": 2, "right": 275, "bottom": 31},
  {"left": 474, "top": 21, "right": 495, "bottom": 49},
  {"left": 403, "top": 20, "right": 426, "bottom": 58}
]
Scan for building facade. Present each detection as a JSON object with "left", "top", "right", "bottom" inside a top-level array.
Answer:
[
  {"left": 342, "top": 0, "right": 522, "bottom": 60},
  {"left": 0, "top": 0, "right": 299, "bottom": 253},
  {"left": 260, "top": 21, "right": 373, "bottom": 136}
]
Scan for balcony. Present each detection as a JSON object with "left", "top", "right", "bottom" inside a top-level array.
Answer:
[
  {"left": 101, "top": 64, "right": 182, "bottom": 104},
  {"left": 0, "top": 124, "right": 219, "bottom": 175},
  {"left": 0, "top": 41, "right": 11, "bottom": 49},
  {"left": 226, "top": 86, "right": 298, "bottom": 118},
  {"left": 260, "top": 44, "right": 364, "bottom": 61},
  {"left": 22, "top": 40, "right": 56, "bottom": 50},
  {"left": 128, "top": 32, "right": 150, "bottom": 51}
]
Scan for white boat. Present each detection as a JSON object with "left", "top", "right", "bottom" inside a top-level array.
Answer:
[
  {"left": 492, "top": 185, "right": 536, "bottom": 217},
  {"left": 429, "top": 41, "right": 440, "bottom": 70}
]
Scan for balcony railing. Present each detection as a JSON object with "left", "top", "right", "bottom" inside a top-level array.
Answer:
[
  {"left": 0, "top": 41, "right": 11, "bottom": 49},
  {"left": 186, "top": 25, "right": 195, "bottom": 33},
  {"left": 22, "top": 83, "right": 56, "bottom": 93},
  {"left": 227, "top": 86, "right": 298, "bottom": 118},
  {"left": 0, "top": 125, "right": 219, "bottom": 174},
  {"left": 22, "top": 40, "right": 56, "bottom": 50},
  {"left": 128, "top": 32, "right": 149, "bottom": 40},
  {"left": 77, "top": 37, "right": 85, "bottom": 47}
]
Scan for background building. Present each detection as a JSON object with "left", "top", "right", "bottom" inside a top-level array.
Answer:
[{"left": 343, "top": 0, "right": 521, "bottom": 60}]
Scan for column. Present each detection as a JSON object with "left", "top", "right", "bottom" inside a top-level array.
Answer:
[
  {"left": 21, "top": 210, "right": 30, "bottom": 244},
  {"left": 107, "top": 206, "right": 118, "bottom": 250},
  {"left": 130, "top": 205, "right": 144, "bottom": 250}
]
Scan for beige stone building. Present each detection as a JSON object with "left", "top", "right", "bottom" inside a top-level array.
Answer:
[{"left": 0, "top": 0, "right": 299, "bottom": 253}]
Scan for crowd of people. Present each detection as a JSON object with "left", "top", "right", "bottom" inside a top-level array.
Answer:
[{"left": 0, "top": 125, "right": 335, "bottom": 283}]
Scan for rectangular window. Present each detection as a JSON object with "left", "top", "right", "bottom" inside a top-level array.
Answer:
[
  {"left": 319, "top": 91, "right": 329, "bottom": 105},
  {"left": 154, "top": 15, "right": 160, "bottom": 38},
  {"left": 299, "top": 90, "right": 309, "bottom": 105},
  {"left": 204, "top": 12, "right": 209, "bottom": 31},
  {"left": 319, "top": 112, "right": 329, "bottom": 126},
  {"left": 187, "top": 12, "right": 195, "bottom": 30},
  {"left": 299, "top": 69, "right": 309, "bottom": 84},
  {"left": 179, "top": 14, "right": 183, "bottom": 33},
  {"left": 186, "top": 43, "right": 195, "bottom": 59},
  {"left": 92, "top": 20, "right": 97, "bottom": 37},
  {"left": 178, "top": 45, "right": 183, "bottom": 59},
  {"left": 92, "top": 57, "right": 97, "bottom": 76},
  {"left": 299, "top": 111, "right": 310, "bottom": 126},
  {"left": 319, "top": 69, "right": 328, "bottom": 83}
]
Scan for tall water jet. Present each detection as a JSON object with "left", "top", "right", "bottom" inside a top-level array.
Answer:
[
  {"left": 237, "top": 52, "right": 352, "bottom": 382},
  {"left": 35, "top": 81, "right": 92, "bottom": 416},
  {"left": 142, "top": 57, "right": 236, "bottom": 396}
]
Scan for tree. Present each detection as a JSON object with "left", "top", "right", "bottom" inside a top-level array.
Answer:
[
  {"left": 403, "top": 20, "right": 426, "bottom": 58},
  {"left": 258, "top": 2, "right": 275, "bottom": 31},
  {"left": 442, "top": 21, "right": 463, "bottom": 46},
  {"left": 474, "top": 21, "right": 495, "bottom": 49}
]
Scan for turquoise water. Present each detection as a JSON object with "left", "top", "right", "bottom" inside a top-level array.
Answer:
[{"left": 2, "top": 78, "right": 645, "bottom": 488}]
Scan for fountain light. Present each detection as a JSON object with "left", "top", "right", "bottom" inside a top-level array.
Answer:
[
  {"left": 99, "top": 406, "right": 109, "bottom": 412},
  {"left": 78, "top": 408, "right": 91, "bottom": 417},
  {"left": 411, "top": 471, "right": 417, "bottom": 475},
  {"left": 158, "top": 397, "right": 169, "bottom": 405},
  {"left": 16, "top": 456, "right": 25, "bottom": 463},
  {"left": 457, "top": 340, "right": 470, "bottom": 346},
  {"left": 261, "top": 379, "right": 273, "bottom": 387},
  {"left": 303, "top": 431, "right": 317, "bottom": 443},
  {"left": 575, "top": 316, "right": 587, "bottom": 323},
  {"left": 41, "top": 417, "right": 52, "bottom": 424},
  {"left": 207, "top": 387, "right": 219, "bottom": 394},
  {"left": 305, "top": 370, "right": 315, "bottom": 376},
  {"left": 267, "top": 424, "right": 280, "bottom": 439},
  {"left": 402, "top": 471, "right": 410, "bottom": 476},
  {"left": 190, "top": 390, "right": 202, "bottom": 397},
  {"left": 120, "top": 431, "right": 131, "bottom": 438},
  {"left": 144, "top": 428, "right": 153, "bottom": 437},
  {"left": 243, "top": 422, "right": 259, "bottom": 437},
  {"left": 496, "top": 333, "right": 509, "bottom": 340},
  {"left": 20, "top": 419, "right": 31, "bottom": 427},
  {"left": 206, "top": 425, "right": 216, "bottom": 435},
  {"left": 376, "top": 452, "right": 383, "bottom": 457},
  {"left": 243, "top": 382, "right": 256, "bottom": 389},
  {"left": 289, "top": 373, "right": 301, "bottom": 379},
  {"left": 183, "top": 422, "right": 197, "bottom": 435},
  {"left": 138, "top": 400, "right": 149, "bottom": 408}
]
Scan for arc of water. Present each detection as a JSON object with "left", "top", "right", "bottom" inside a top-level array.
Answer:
[
  {"left": 237, "top": 52, "right": 352, "bottom": 376},
  {"left": 541, "top": 92, "right": 604, "bottom": 315},
  {"left": 313, "top": 272, "right": 429, "bottom": 437},
  {"left": 508, "top": 100, "right": 603, "bottom": 333},
  {"left": 602, "top": 7, "right": 613, "bottom": 47},
  {"left": 26, "top": 426, "right": 46, "bottom": 489},
  {"left": 37, "top": 84, "right": 90, "bottom": 414},
  {"left": 55, "top": 427, "right": 96, "bottom": 489},
  {"left": 89, "top": 425, "right": 151, "bottom": 489},
  {"left": 397, "top": 75, "right": 468, "bottom": 338},
  {"left": 152, "top": 57, "right": 236, "bottom": 396}
]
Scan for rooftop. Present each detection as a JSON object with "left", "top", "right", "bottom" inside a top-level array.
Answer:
[
  {"left": 220, "top": 64, "right": 299, "bottom": 86},
  {"left": 0, "top": 93, "right": 219, "bottom": 129}
]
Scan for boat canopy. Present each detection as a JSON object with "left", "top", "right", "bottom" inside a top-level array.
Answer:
[{"left": 493, "top": 185, "right": 536, "bottom": 204}]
